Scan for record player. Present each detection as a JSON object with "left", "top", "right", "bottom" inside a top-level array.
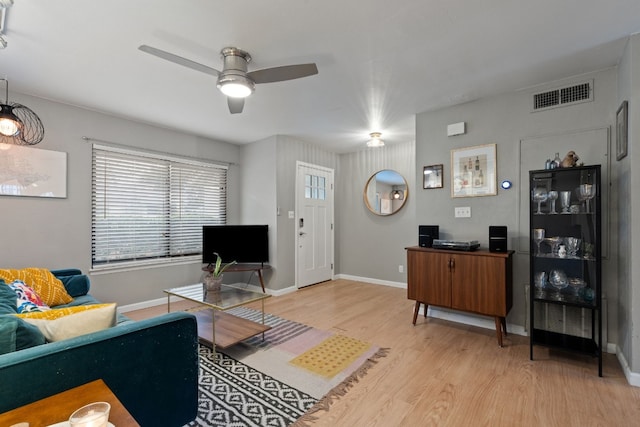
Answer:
[{"left": 432, "top": 239, "right": 480, "bottom": 251}]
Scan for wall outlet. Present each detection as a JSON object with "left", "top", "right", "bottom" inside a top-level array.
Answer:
[
  {"left": 288, "top": 211, "right": 295, "bottom": 219},
  {"left": 398, "top": 264, "right": 404, "bottom": 273},
  {"left": 455, "top": 206, "right": 471, "bottom": 218}
]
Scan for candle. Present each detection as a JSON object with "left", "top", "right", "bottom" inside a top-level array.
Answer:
[{"left": 68, "top": 402, "right": 110, "bottom": 427}]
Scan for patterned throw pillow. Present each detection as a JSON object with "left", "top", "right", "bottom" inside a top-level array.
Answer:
[
  {"left": 0, "top": 268, "right": 73, "bottom": 306},
  {"left": 8, "top": 280, "right": 50, "bottom": 313},
  {"left": 16, "top": 303, "right": 117, "bottom": 342}
]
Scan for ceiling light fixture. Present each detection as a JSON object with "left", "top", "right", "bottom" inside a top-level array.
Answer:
[
  {"left": 0, "top": 78, "right": 45, "bottom": 145},
  {"left": 392, "top": 189, "right": 404, "bottom": 200},
  {"left": 216, "top": 47, "right": 255, "bottom": 98},
  {"left": 366, "top": 132, "right": 384, "bottom": 147},
  {"left": 217, "top": 73, "right": 255, "bottom": 98}
]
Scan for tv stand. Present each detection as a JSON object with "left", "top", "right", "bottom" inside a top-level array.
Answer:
[{"left": 203, "top": 263, "right": 271, "bottom": 292}]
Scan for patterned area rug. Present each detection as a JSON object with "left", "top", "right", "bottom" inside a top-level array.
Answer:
[
  {"left": 185, "top": 307, "right": 389, "bottom": 426},
  {"left": 186, "top": 347, "right": 316, "bottom": 426}
]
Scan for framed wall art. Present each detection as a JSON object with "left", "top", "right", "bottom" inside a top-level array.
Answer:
[
  {"left": 0, "top": 145, "right": 67, "bottom": 198},
  {"left": 616, "top": 100, "right": 628, "bottom": 161},
  {"left": 450, "top": 143, "right": 497, "bottom": 198},
  {"left": 423, "top": 164, "right": 443, "bottom": 189}
]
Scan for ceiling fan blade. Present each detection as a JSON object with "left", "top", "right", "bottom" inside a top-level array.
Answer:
[
  {"left": 227, "top": 97, "right": 245, "bottom": 114},
  {"left": 138, "top": 45, "right": 220, "bottom": 77},
  {"left": 248, "top": 63, "right": 318, "bottom": 84}
]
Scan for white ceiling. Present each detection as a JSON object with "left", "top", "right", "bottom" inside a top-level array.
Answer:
[{"left": 2, "top": 1, "right": 639, "bottom": 153}]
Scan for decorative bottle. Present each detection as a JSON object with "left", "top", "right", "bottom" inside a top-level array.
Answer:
[{"left": 552, "top": 152, "right": 561, "bottom": 169}]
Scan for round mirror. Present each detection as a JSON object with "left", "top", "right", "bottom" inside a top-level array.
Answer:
[{"left": 364, "top": 169, "right": 408, "bottom": 216}]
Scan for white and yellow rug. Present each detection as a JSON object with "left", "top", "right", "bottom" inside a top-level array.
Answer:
[{"left": 217, "top": 307, "right": 389, "bottom": 426}]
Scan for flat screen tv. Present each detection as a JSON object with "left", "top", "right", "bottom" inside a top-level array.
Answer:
[{"left": 202, "top": 225, "right": 269, "bottom": 265}]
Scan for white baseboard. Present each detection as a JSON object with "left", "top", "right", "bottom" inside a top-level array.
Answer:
[
  {"left": 119, "top": 296, "right": 179, "bottom": 313},
  {"left": 616, "top": 346, "right": 640, "bottom": 387},
  {"left": 334, "top": 273, "right": 406, "bottom": 289},
  {"left": 424, "top": 306, "right": 528, "bottom": 337}
]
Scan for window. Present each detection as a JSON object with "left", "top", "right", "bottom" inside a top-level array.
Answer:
[
  {"left": 304, "top": 173, "right": 326, "bottom": 200},
  {"left": 91, "top": 145, "right": 227, "bottom": 268}
]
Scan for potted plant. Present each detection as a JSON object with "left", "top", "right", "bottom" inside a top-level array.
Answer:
[{"left": 203, "top": 252, "right": 237, "bottom": 293}]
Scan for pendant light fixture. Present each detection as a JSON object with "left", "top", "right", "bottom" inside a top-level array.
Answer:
[
  {"left": 0, "top": 78, "right": 45, "bottom": 146},
  {"left": 366, "top": 132, "right": 384, "bottom": 147}
]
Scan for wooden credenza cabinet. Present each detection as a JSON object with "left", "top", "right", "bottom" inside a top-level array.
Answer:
[{"left": 406, "top": 246, "right": 514, "bottom": 346}]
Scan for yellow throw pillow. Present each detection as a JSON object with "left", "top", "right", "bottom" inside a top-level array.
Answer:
[
  {"left": 0, "top": 268, "right": 73, "bottom": 306},
  {"left": 16, "top": 303, "right": 117, "bottom": 342}
]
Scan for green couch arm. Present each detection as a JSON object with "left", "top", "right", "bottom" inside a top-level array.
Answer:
[{"left": 0, "top": 311, "right": 199, "bottom": 427}]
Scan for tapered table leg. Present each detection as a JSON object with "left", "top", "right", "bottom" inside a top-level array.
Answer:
[
  {"left": 412, "top": 301, "right": 421, "bottom": 325},
  {"left": 494, "top": 316, "right": 505, "bottom": 347}
]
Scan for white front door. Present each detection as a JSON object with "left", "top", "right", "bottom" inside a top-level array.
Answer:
[{"left": 295, "top": 162, "right": 334, "bottom": 288}]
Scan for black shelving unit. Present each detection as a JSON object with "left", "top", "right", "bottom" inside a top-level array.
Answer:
[{"left": 529, "top": 165, "right": 602, "bottom": 376}]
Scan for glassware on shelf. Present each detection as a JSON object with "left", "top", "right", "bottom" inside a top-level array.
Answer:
[
  {"left": 532, "top": 188, "right": 548, "bottom": 214},
  {"left": 578, "top": 184, "right": 596, "bottom": 213},
  {"left": 534, "top": 271, "right": 547, "bottom": 289},
  {"left": 568, "top": 277, "right": 587, "bottom": 296},
  {"left": 549, "top": 269, "right": 568, "bottom": 299},
  {"left": 564, "top": 237, "right": 581, "bottom": 257},
  {"left": 532, "top": 228, "right": 545, "bottom": 256},
  {"left": 543, "top": 236, "right": 561, "bottom": 256},
  {"left": 560, "top": 191, "right": 572, "bottom": 214},
  {"left": 547, "top": 191, "right": 558, "bottom": 214},
  {"left": 557, "top": 244, "right": 567, "bottom": 258},
  {"left": 579, "top": 287, "right": 595, "bottom": 302},
  {"left": 582, "top": 242, "right": 594, "bottom": 259}
]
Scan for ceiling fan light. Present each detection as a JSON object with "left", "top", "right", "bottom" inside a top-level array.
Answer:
[
  {"left": 219, "top": 82, "right": 252, "bottom": 98},
  {"left": 0, "top": 104, "right": 21, "bottom": 136},
  {"left": 217, "top": 74, "right": 255, "bottom": 98},
  {"left": 366, "top": 132, "right": 384, "bottom": 147}
]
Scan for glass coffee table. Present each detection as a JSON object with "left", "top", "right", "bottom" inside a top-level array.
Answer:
[{"left": 164, "top": 283, "right": 271, "bottom": 358}]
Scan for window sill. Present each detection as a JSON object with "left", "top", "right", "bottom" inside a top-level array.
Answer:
[{"left": 90, "top": 256, "right": 201, "bottom": 275}]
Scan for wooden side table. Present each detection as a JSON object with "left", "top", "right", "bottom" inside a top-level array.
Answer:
[{"left": 0, "top": 379, "right": 140, "bottom": 427}]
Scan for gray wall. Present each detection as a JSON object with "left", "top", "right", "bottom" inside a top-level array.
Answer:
[
  {"left": 237, "top": 135, "right": 338, "bottom": 291},
  {"left": 275, "top": 136, "right": 338, "bottom": 290},
  {"left": 336, "top": 141, "right": 416, "bottom": 282},
  {"left": 617, "top": 34, "right": 639, "bottom": 373},
  {"left": 0, "top": 93, "right": 241, "bottom": 306},
  {"left": 414, "top": 68, "right": 619, "bottom": 335}
]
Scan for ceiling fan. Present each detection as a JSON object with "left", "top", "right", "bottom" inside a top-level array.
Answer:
[{"left": 138, "top": 45, "right": 318, "bottom": 114}]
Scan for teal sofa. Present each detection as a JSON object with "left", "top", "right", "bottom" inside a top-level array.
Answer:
[{"left": 0, "top": 269, "right": 199, "bottom": 427}]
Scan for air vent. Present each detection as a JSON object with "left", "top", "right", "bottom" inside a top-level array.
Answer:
[{"left": 532, "top": 80, "right": 593, "bottom": 112}]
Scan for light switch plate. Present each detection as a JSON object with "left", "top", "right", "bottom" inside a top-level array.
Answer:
[
  {"left": 455, "top": 207, "right": 471, "bottom": 218},
  {"left": 288, "top": 211, "right": 295, "bottom": 219}
]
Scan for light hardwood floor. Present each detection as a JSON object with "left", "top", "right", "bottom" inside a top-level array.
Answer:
[{"left": 126, "top": 279, "right": 640, "bottom": 426}]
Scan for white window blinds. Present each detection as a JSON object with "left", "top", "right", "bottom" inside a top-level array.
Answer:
[{"left": 91, "top": 145, "right": 227, "bottom": 268}]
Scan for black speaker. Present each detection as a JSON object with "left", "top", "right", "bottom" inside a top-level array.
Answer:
[
  {"left": 419, "top": 225, "right": 439, "bottom": 248},
  {"left": 489, "top": 226, "right": 508, "bottom": 252}
]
